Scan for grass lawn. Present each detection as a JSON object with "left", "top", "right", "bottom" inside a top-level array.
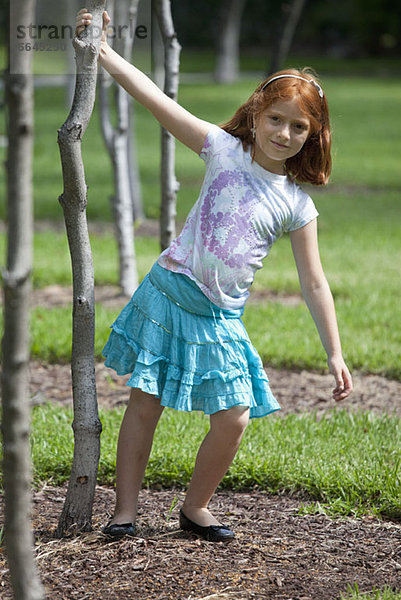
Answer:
[{"left": 7, "top": 403, "right": 395, "bottom": 522}]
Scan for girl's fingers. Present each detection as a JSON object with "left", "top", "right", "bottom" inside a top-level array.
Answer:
[
  {"left": 103, "top": 11, "right": 111, "bottom": 28},
  {"left": 332, "top": 371, "right": 352, "bottom": 401},
  {"left": 76, "top": 10, "right": 110, "bottom": 37},
  {"left": 328, "top": 357, "right": 353, "bottom": 402},
  {"left": 76, "top": 14, "right": 92, "bottom": 24},
  {"left": 342, "top": 369, "right": 353, "bottom": 396},
  {"left": 75, "top": 10, "right": 92, "bottom": 36},
  {"left": 75, "top": 9, "right": 110, "bottom": 45}
]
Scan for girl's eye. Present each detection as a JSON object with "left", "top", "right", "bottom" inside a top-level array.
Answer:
[{"left": 294, "top": 123, "right": 307, "bottom": 131}]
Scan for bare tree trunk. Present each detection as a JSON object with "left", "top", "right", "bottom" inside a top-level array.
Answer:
[
  {"left": 151, "top": 7, "right": 165, "bottom": 89},
  {"left": 98, "top": 0, "right": 142, "bottom": 297},
  {"left": 55, "top": 0, "right": 104, "bottom": 537},
  {"left": 215, "top": 0, "right": 247, "bottom": 83},
  {"left": 65, "top": 0, "right": 80, "bottom": 107},
  {"left": 125, "top": 0, "right": 144, "bottom": 224},
  {"left": 268, "top": 0, "right": 307, "bottom": 74},
  {"left": 154, "top": 0, "right": 181, "bottom": 251},
  {"left": 99, "top": 69, "right": 139, "bottom": 296},
  {"left": 127, "top": 100, "right": 143, "bottom": 223},
  {"left": 2, "top": 1, "right": 45, "bottom": 598}
]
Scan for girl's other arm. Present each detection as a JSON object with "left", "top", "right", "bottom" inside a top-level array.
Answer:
[
  {"left": 77, "top": 10, "right": 210, "bottom": 154},
  {"left": 289, "top": 219, "right": 353, "bottom": 401}
]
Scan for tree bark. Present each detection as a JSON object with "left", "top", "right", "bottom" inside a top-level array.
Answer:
[
  {"left": 116, "top": 0, "right": 144, "bottom": 224},
  {"left": 154, "top": 0, "right": 181, "bottom": 251},
  {"left": 99, "top": 0, "right": 142, "bottom": 297},
  {"left": 268, "top": 0, "right": 307, "bottom": 74},
  {"left": 151, "top": 8, "right": 165, "bottom": 90},
  {"left": 2, "top": 0, "right": 45, "bottom": 598},
  {"left": 65, "top": 0, "right": 80, "bottom": 108},
  {"left": 99, "top": 68, "right": 139, "bottom": 296},
  {"left": 214, "top": 0, "right": 247, "bottom": 83},
  {"left": 127, "top": 100, "right": 143, "bottom": 223},
  {"left": 55, "top": 0, "right": 104, "bottom": 537}
]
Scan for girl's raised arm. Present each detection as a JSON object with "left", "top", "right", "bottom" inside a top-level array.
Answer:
[{"left": 76, "top": 9, "right": 210, "bottom": 154}]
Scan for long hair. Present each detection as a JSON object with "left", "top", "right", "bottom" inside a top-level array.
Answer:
[{"left": 220, "top": 68, "right": 332, "bottom": 185}]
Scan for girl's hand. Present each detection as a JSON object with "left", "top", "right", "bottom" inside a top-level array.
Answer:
[
  {"left": 328, "top": 355, "right": 353, "bottom": 402},
  {"left": 75, "top": 8, "right": 91, "bottom": 37},
  {"left": 75, "top": 8, "right": 111, "bottom": 44}
]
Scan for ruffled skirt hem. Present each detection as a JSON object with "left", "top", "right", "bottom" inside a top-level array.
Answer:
[{"left": 102, "top": 265, "right": 280, "bottom": 419}]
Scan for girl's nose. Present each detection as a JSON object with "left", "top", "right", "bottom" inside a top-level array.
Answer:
[{"left": 278, "top": 124, "right": 290, "bottom": 140}]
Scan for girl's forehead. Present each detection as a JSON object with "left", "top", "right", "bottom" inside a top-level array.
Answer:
[{"left": 264, "top": 98, "right": 310, "bottom": 121}]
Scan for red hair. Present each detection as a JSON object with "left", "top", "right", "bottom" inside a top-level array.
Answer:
[{"left": 220, "top": 68, "right": 331, "bottom": 185}]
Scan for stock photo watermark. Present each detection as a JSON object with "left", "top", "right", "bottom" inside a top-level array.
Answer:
[{"left": 10, "top": 0, "right": 151, "bottom": 75}]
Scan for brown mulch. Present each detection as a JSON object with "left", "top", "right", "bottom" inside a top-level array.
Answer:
[
  {"left": 1, "top": 279, "right": 401, "bottom": 598},
  {"left": 1, "top": 487, "right": 401, "bottom": 599}
]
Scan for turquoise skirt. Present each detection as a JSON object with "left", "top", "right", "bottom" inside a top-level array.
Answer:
[{"left": 102, "top": 262, "right": 280, "bottom": 419}]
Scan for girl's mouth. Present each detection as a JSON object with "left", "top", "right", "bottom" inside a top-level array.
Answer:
[{"left": 271, "top": 140, "right": 288, "bottom": 149}]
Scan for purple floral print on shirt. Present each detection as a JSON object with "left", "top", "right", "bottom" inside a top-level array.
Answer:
[{"left": 198, "top": 170, "right": 257, "bottom": 268}]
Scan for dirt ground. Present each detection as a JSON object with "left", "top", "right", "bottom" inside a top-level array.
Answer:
[
  {"left": 1, "top": 486, "right": 401, "bottom": 600},
  {"left": 1, "top": 281, "right": 401, "bottom": 599}
]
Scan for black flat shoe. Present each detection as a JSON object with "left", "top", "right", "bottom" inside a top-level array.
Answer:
[
  {"left": 102, "top": 522, "right": 136, "bottom": 539},
  {"left": 179, "top": 509, "right": 234, "bottom": 542}
]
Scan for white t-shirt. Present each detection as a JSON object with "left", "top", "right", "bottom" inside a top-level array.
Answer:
[{"left": 158, "top": 124, "right": 318, "bottom": 310}]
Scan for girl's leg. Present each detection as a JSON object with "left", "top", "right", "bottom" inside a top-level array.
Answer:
[
  {"left": 109, "top": 388, "right": 164, "bottom": 525},
  {"left": 182, "top": 406, "right": 249, "bottom": 527}
]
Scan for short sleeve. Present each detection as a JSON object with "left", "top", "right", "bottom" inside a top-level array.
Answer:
[
  {"left": 199, "top": 124, "right": 236, "bottom": 165},
  {"left": 287, "top": 188, "right": 319, "bottom": 231}
]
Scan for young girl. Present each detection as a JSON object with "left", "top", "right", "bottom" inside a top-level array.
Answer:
[{"left": 76, "top": 9, "right": 353, "bottom": 542}]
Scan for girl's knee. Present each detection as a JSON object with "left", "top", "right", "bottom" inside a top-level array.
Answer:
[
  {"left": 211, "top": 406, "right": 249, "bottom": 438},
  {"left": 127, "top": 388, "right": 163, "bottom": 422}
]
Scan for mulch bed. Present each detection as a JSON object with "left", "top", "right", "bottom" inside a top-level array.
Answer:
[{"left": 1, "top": 486, "right": 400, "bottom": 599}]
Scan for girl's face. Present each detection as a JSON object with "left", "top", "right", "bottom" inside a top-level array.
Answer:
[{"left": 253, "top": 98, "right": 311, "bottom": 174}]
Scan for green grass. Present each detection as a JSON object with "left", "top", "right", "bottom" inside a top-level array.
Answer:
[
  {"left": 340, "top": 586, "right": 401, "bottom": 600},
  {"left": 28, "top": 304, "right": 115, "bottom": 363},
  {"left": 14, "top": 404, "right": 398, "bottom": 521},
  {"left": 26, "top": 231, "right": 160, "bottom": 288},
  {"left": 0, "top": 230, "right": 159, "bottom": 290}
]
